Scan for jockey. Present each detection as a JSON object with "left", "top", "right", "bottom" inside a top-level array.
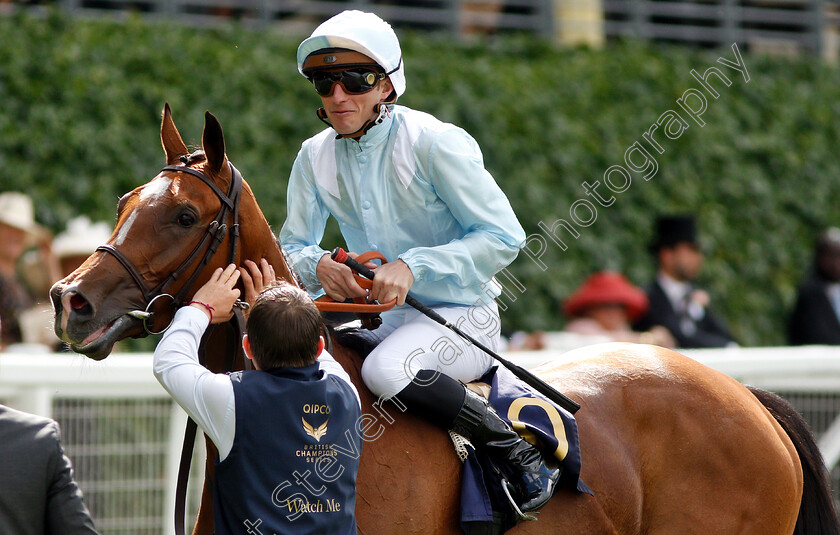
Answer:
[{"left": 280, "top": 10, "right": 559, "bottom": 512}]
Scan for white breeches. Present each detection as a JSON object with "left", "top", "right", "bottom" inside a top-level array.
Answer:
[{"left": 360, "top": 303, "right": 500, "bottom": 399}]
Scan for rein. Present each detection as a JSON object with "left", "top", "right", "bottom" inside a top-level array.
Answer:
[
  {"left": 313, "top": 250, "right": 397, "bottom": 314},
  {"left": 97, "top": 159, "right": 249, "bottom": 535}
]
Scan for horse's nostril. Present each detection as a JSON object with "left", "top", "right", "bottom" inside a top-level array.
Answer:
[{"left": 69, "top": 293, "right": 92, "bottom": 315}]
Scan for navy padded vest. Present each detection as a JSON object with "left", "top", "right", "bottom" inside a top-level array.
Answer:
[{"left": 213, "top": 364, "right": 361, "bottom": 535}]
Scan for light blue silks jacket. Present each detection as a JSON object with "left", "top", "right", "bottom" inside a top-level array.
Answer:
[{"left": 279, "top": 105, "right": 526, "bottom": 307}]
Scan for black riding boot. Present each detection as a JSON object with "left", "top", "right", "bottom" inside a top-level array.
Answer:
[{"left": 396, "top": 370, "right": 560, "bottom": 512}]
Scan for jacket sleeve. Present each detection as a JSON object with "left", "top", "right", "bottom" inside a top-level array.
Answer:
[
  {"left": 399, "top": 128, "right": 526, "bottom": 288},
  {"left": 45, "top": 421, "right": 99, "bottom": 535},
  {"left": 279, "top": 148, "right": 333, "bottom": 294},
  {"left": 153, "top": 307, "right": 236, "bottom": 459}
]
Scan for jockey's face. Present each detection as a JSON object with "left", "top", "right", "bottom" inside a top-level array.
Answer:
[{"left": 319, "top": 76, "right": 393, "bottom": 137}]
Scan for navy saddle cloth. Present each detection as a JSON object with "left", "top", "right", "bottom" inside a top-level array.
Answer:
[{"left": 459, "top": 365, "right": 592, "bottom": 534}]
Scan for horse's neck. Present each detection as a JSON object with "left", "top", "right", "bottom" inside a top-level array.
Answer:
[
  {"left": 236, "top": 181, "right": 295, "bottom": 284},
  {"left": 233, "top": 177, "right": 372, "bottom": 389}
]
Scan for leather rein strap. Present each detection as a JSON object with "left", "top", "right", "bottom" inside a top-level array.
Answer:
[{"left": 314, "top": 250, "right": 397, "bottom": 313}]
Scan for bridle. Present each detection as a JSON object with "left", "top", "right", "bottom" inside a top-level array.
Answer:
[
  {"left": 97, "top": 156, "right": 250, "bottom": 535},
  {"left": 96, "top": 157, "right": 244, "bottom": 335}
]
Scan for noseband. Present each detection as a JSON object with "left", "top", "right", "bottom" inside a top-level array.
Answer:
[{"left": 96, "top": 159, "right": 244, "bottom": 335}]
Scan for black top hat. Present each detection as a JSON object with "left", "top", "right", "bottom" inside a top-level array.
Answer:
[{"left": 649, "top": 215, "right": 698, "bottom": 253}]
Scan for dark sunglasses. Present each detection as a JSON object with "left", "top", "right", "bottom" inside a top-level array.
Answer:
[{"left": 311, "top": 69, "right": 386, "bottom": 97}]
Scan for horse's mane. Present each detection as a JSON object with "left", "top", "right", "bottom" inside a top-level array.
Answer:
[{"left": 278, "top": 247, "right": 307, "bottom": 290}]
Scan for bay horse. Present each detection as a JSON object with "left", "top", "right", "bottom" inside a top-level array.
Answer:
[{"left": 51, "top": 105, "right": 839, "bottom": 534}]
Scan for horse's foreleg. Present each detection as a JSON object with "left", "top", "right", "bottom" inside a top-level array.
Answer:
[{"left": 191, "top": 437, "right": 217, "bottom": 535}]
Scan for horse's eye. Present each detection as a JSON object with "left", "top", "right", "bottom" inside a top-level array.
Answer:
[{"left": 177, "top": 212, "right": 196, "bottom": 228}]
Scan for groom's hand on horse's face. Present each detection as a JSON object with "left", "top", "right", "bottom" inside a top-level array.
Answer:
[
  {"left": 192, "top": 264, "right": 241, "bottom": 323},
  {"left": 240, "top": 258, "right": 276, "bottom": 308},
  {"left": 317, "top": 253, "right": 368, "bottom": 302}
]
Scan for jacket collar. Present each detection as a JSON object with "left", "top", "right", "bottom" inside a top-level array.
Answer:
[
  {"left": 343, "top": 106, "right": 394, "bottom": 149},
  {"left": 262, "top": 362, "right": 324, "bottom": 381}
]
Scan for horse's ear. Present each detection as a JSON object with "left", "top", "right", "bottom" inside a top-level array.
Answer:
[
  {"left": 202, "top": 111, "right": 226, "bottom": 176},
  {"left": 161, "top": 103, "right": 189, "bottom": 165}
]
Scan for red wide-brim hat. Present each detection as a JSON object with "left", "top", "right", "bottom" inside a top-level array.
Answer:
[{"left": 563, "top": 271, "right": 649, "bottom": 322}]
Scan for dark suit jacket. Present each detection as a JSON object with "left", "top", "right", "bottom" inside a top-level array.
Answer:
[
  {"left": 788, "top": 276, "right": 840, "bottom": 345},
  {"left": 0, "top": 405, "right": 98, "bottom": 535},
  {"left": 634, "top": 281, "right": 735, "bottom": 348}
]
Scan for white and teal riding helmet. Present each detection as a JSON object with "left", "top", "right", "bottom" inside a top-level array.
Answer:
[{"left": 297, "top": 10, "right": 406, "bottom": 101}]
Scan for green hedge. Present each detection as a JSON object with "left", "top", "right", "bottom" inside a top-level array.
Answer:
[{"left": 3, "top": 10, "right": 839, "bottom": 346}]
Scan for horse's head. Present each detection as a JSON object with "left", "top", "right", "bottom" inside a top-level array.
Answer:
[{"left": 51, "top": 104, "right": 281, "bottom": 359}]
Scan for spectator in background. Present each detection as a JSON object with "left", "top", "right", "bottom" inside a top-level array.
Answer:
[
  {"left": 2, "top": 207, "right": 110, "bottom": 352},
  {"left": 788, "top": 227, "right": 840, "bottom": 345},
  {"left": 11, "top": 216, "right": 114, "bottom": 352},
  {"left": 634, "top": 215, "right": 736, "bottom": 348},
  {"left": 0, "top": 403, "right": 98, "bottom": 534},
  {"left": 563, "top": 271, "right": 675, "bottom": 347},
  {"left": 0, "top": 192, "right": 60, "bottom": 350}
]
